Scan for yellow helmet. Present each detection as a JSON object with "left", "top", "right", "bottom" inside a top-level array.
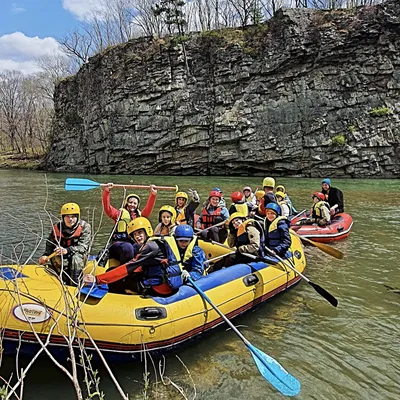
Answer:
[
  {"left": 228, "top": 212, "right": 247, "bottom": 224},
  {"left": 262, "top": 177, "right": 275, "bottom": 188},
  {"left": 127, "top": 217, "right": 153, "bottom": 238},
  {"left": 123, "top": 194, "right": 140, "bottom": 208},
  {"left": 158, "top": 205, "right": 177, "bottom": 223},
  {"left": 276, "top": 185, "right": 285, "bottom": 193},
  {"left": 175, "top": 191, "right": 188, "bottom": 202},
  {"left": 255, "top": 190, "right": 265, "bottom": 201},
  {"left": 60, "top": 203, "right": 80, "bottom": 219},
  {"left": 275, "top": 191, "right": 285, "bottom": 200}
]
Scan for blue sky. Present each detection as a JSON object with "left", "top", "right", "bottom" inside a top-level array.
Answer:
[{"left": 0, "top": 1, "right": 104, "bottom": 74}]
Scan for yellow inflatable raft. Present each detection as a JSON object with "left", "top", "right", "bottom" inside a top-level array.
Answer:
[{"left": 0, "top": 235, "right": 305, "bottom": 361}]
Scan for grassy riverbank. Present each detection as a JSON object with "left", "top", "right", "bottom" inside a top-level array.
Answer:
[{"left": 0, "top": 152, "right": 44, "bottom": 170}]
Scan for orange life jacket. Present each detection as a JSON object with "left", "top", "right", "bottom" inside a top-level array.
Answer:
[
  {"left": 200, "top": 207, "right": 222, "bottom": 229},
  {"left": 53, "top": 222, "right": 83, "bottom": 248}
]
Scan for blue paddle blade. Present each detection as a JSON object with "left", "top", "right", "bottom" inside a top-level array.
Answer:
[
  {"left": 80, "top": 284, "right": 108, "bottom": 299},
  {"left": 247, "top": 343, "right": 301, "bottom": 397},
  {"left": 65, "top": 178, "right": 101, "bottom": 191}
]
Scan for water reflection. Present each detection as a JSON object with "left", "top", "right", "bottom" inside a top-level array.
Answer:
[{"left": 0, "top": 170, "right": 399, "bottom": 399}]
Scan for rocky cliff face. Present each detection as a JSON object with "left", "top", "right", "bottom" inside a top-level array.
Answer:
[{"left": 46, "top": 0, "right": 400, "bottom": 177}]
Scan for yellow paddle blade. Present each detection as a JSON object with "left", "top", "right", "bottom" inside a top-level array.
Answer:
[{"left": 290, "top": 230, "right": 344, "bottom": 259}]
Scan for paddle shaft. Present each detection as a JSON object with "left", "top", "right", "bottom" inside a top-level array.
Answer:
[
  {"left": 205, "top": 252, "right": 236, "bottom": 264},
  {"left": 188, "top": 277, "right": 250, "bottom": 345},
  {"left": 195, "top": 220, "right": 227, "bottom": 234},
  {"left": 264, "top": 246, "right": 338, "bottom": 307},
  {"left": 101, "top": 183, "right": 177, "bottom": 191}
]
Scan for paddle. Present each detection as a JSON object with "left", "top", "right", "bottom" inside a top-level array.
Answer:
[
  {"left": 80, "top": 283, "right": 109, "bottom": 299},
  {"left": 207, "top": 240, "right": 279, "bottom": 265},
  {"left": 264, "top": 247, "right": 338, "bottom": 307},
  {"left": 289, "top": 230, "right": 344, "bottom": 260},
  {"left": 290, "top": 209, "right": 307, "bottom": 221},
  {"left": 187, "top": 277, "right": 301, "bottom": 396},
  {"left": 65, "top": 178, "right": 178, "bottom": 192},
  {"left": 194, "top": 220, "right": 227, "bottom": 234}
]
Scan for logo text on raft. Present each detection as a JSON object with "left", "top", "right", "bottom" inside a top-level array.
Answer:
[{"left": 12, "top": 304, "right": 52, "bottom": 323}]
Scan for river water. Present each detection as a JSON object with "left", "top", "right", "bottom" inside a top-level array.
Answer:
[{"left": 0, "top": 169, "right": 399, "bottom": 399}]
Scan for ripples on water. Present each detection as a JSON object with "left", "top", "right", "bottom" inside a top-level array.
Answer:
[{"left": 0, "top": 171, "right": 399, "bottom": 399}]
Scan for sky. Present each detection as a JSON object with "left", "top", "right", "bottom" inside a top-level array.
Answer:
[{"left": 0, "top": 1, "right": 105, "bottom": 74}]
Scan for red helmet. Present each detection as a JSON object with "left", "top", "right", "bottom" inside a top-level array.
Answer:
[
  {"left": 313, "top": 192, "right": 325, "bottom": 201},
  {"left": 231, "top": 191, "right": 244, "bottom": 203},
  {"left": 209, "top": 190, "right": 222, "bottom": 199}
]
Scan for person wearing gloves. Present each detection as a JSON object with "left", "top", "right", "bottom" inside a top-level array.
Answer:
[
  {"left": 83, "top": 217, "right": 183, "bottom": 296},
  {"left": 175, "top": 189, "right": 200, "bottom": 227},
  {"left": 321, "top": 178, "right": 344, "bottom": 215},
  {"left": 174, "top": 225, "right": 206, "bottom": 282},
  {"left": 39, "top": 203, "right": 91, "bottom": 286}
]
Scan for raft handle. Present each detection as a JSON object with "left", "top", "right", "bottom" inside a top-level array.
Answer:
[
  {"left": 243, "top": 274, "right": 259, "bottom": 287},
  {"left": 135, "top": 307, "right": 167, "bottom": 321}
]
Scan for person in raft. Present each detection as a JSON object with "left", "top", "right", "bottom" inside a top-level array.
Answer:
[
  {"left": 263, "top": 203, "right": 291, "bottom": 257},
  {"left": 275, "top": 191, "right": 290, "bottom": 218},
  {"left": 174, "top": 225, "right": 206, "bottom": 282},
  {"left": 175, "top": 189, "right": 200, "bottom": 227},
  {"left": 321, "top": 178, "right": 344, "bottom": 215},
  {"left": 39, "top": 203, "right": 91, "bottom": 285},
  {"left": 102, "top": 182, "right": 157, "bottom": 241},
  {"left": 225, "top": 212, "right": 264, "bottom": 266},
  {"left": 83, "top": 217, "right": 183, "bottom": 296},
  {"left": 275, "top": 184, "right": 297, "bottom": 215},
  {"left": 154, "top": 205, "right": 177, "bottom": 236},
  {"left": 296, "top": 192, "right": 331, "bottom": 227},
  {"left": 229, "top": 191, "right": 255, "bottom": 216},
  {"left": 258, "top": 177, "right": 278, "bottom": 216},
  {"left": 197, "top": 189, "right": 230, "bottom": 243},
  {"left": 242, "top": 186, "right": 257, "bottom": 206}
]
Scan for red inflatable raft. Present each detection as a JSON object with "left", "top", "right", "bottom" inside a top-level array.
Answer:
[{"left": 290, "top": 212, "right": 353, "bottom": 243}]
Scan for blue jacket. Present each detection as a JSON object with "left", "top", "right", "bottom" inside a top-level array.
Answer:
[
  {"left": 264, "top": 217, "right": 291, "bottom": 256},
  {"left": 180, "top": 242, "right": 206, "bottom": 281}
]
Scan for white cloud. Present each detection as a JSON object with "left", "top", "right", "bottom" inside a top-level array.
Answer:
[
  {"left": 0, "top": 32, "right": 63, "bottom": 74},
  {"left": 62, "top": 0, "right": 108, "bottom": 20},
  {"left": 12, "top": 3, "right": 26, "bottom": 14}
]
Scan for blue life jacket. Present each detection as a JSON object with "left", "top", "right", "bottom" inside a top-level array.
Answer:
[
  {"left": 146, "top": 237, "right": 183, "bottom": 290},
  {"left": 264, "top": 217, "right": 291, "bottom": 256}
]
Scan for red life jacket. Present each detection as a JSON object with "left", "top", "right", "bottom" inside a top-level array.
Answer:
[
  {"left": 200, "top": 207, "right": 222, "bottom": 229},
  {"left": 53, "top": 222, "right": 83, "bottom": 248}
]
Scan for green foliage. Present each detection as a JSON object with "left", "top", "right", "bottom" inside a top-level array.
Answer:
[
  {"left": 331, "top": 134, "right": 346, "bottom": 146},
  {"left": 143, "top": 371, "right": 150, "bottom": 399},
  {"left": 173, "top": 34, "right": 190, "bottom": 44},
  {"left": 368, "top": 107, "right": 392, "bottom": 117},
  {"left": 0, "top": 385, "right": 8, "bottom": 398},
  {"left": 348, "top": 125, "right": 356, "bottom": 133},
  {"left": 153, "top": 0, "right": 186, "bottom": 35}
]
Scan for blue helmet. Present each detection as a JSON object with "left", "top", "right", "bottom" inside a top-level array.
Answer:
[
  {"left": 265, "top": 202, "right": 281, "bottom": 216},
  {"left": 175, "top": 224, "right": 194, "bottom": 240},
  {"left": 322, "top": 178, "right": 331, "bottom": 186},
  {"left": 212, "top": 187, "right": 222, "bottom": 193}
]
